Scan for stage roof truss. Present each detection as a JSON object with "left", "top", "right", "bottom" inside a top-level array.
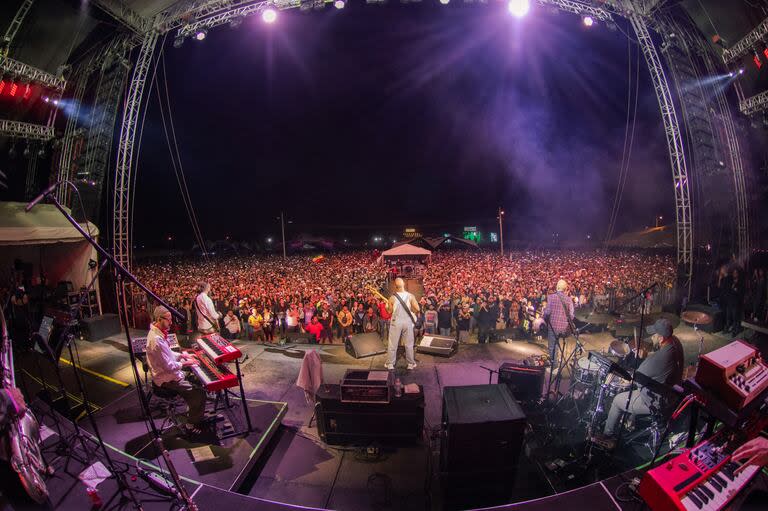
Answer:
[
  {"left": 740, "top": 90, "right": 768, "bottom": 116},
  {"left": 721, "top": 16, "right": 768, "bottom": 66},
  {"left": 0, "top": 120, "right": 54, "bottom": 141},
  {"left": 0, "top": 56, "right": 66, "bottom": 92},
  {"left": 92, "top": 0, "right": 152, "bottom": 35}
]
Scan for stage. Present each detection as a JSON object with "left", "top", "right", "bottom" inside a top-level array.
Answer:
[{"left": 6, "top": 321, "right": 760, "bottom": 510}]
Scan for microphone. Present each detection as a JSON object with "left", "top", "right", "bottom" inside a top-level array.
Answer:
[{"left": 25, "top": 181, "right": 62, "bottom": 212}]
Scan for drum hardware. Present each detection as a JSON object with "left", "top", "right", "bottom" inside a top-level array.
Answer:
[{"left": 681, "top": 310, "right": 711, "bottom": 361}]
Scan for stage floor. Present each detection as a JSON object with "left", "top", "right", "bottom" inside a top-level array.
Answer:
[{"left": 14, "top": 322, "right": 749, "bottom": 511}]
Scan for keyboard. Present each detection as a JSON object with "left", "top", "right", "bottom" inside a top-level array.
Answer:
[
  {"left": 197, "top": 333, "right": 241, "bottom": 364},
  {"left": 187, "top": 350, "right": 239, "bottom": 392},
  {"left": 639, "top": 430, "right": 763, "bottom": 511}
]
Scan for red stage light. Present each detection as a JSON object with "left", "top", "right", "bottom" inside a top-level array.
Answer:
[
  {"left": 754, "top": 54, "right": 762, "bottom": 69},
  {"left": 764, "top": 48, "right": 768, "bottom": 61},
  {"left": 0, "top": 80, "right": 4, "bottom": 94},
  {"left": 23, "top": 84, "right": 31, "bottom": 99},
  {"left": 10, "top": 83, "right": 18, "bottom": 96}
]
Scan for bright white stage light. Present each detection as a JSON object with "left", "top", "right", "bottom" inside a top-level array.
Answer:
[
  {"left": 582, "top": 16, "right": 594, "bottom": 27},
  {"left": 739, "top": 68, "right": 745, "bottom": 75},
  {"left": 439, "top": 0, "right": 450, "bottom": 4},
  {"left": 194, "top": 29, "right": 207, "bottom": 41},
  {"left": 262, "top": 8, "right": 277, "bottom": 23},
  {"left": 334, "top": 0, "right": 345, "bottom": 8},
  {"left": 507, "top": 0, "right": 530, "bottom": 18},
  {"left": 729, "top": 71, "right": 734, "bottom": 77}
]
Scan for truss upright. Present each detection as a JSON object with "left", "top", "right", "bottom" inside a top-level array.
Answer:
[
  {"left": 629, "top": 14, "right": 693, "bottom": 295},
  {"left": 1, "top": 0, "right": 35, "bottom": 57},
  {"left": 114, "top": 31, "right": 158, "bottom": 271}
]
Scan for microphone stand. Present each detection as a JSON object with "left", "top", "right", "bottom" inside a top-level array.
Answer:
[
  {"left": 614, "top": 282, "right": 658, "bottom": 450},
  {"left": 28, "top": 185, "right": 198, "bottom": 511}
]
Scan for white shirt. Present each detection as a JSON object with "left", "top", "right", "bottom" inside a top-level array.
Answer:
[
  {"left": 224, "top": 314, "right": 240, "bottom": 334},
  {"left": 195, "top": 292, "right": 221, "bottom": 332},
  {"left": 146, "top": 324, "right": 183, "bottom": 386}
]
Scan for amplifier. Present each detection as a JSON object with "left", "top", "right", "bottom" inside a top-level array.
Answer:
[
  {"left": 498, "top": 360, "right": 546, "bottom": 403},
  {"left": 416, "top": 335, "right": 458, "bottom": 357},
  {"left": 340, "top": 370, "right": 392, "bottom": 403},
  {"left": 315, "top": 384, "right": 424, "bottom": 446}
]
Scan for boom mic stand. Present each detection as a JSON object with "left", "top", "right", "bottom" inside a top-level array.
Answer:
[
  {"left": 612, "top": 282, "right": 657, "bottom": 451},
  {"left": 27, "top": 182, "right": 199, "bottom": 511}
]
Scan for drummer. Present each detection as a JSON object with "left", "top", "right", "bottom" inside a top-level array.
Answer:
[{"left": 594, "top": 318, "right": 684, "bottom": 449}]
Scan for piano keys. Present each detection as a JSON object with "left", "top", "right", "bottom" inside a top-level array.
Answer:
[
  {"left": 639, "top": 430, "right": 763, "bottom": 511},
  {"left": 186, "top": 349, "right": 239, "bottom": 392},
  {"left": 197, "top": 333, "right": 242, "bottom": 364}
]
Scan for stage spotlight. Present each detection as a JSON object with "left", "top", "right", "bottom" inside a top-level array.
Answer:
[
  {"left": 507, "top": 0, "right": 530, "bottom": 18},
  {"left": 738, "top": 68, "right": 745, "bottom": 75},
  {"left": 194, "top": 28, "right": 207, "bottom": 41},
  {"left": 582, "top": 15, "right": 594, "bottom": 27},
  {"left": 8, "top": 144, "right": 17, "bottom": 159},
  {"left": 728, "top": 71, "right": 734, "bottom": 77},
  {"left": 440, "top": 0, "right": 450, "bottom": 4},
  {"left": 43, "top": 96, "right": 50, "bottom": 103},
  {"left": 173, "top": 35, "right": 184, "bottom": 48},
  {"left": 230, "top": 16, "right": 244, "bottom": 28},
  {"left": 37, "top": 146, "right": 46, "bottom": 158},
  {"left": 23, "top": 145, "right": 31, "bottom": 158},
  {"left": 262, "top": 8, "right": 278, "bottom": 23},
  {"left": 52, "top": 99, "right": 59, "bottom": 106},
  {"left": 334, "top": 0, "right": 345, "bottom": 7}
]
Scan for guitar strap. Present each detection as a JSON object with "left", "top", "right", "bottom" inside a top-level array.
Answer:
[
  {"left": 555, "top": 292, "right": 574, "bottom": 336},
  {"left": 393, "top": 292, "right": 418, "bottom": 327},
  {"left": 194, "top": 294, "right": 219, "bottom": 332}
]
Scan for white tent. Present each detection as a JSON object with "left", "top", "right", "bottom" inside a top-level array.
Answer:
[
  {"left": 378, "top": 243, "right": 432, "bottom": 263},
  {"left": 0, "top": 202, "right": 101, "bottom": 298}
]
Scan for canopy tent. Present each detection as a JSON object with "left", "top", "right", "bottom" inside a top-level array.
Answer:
[
  {"left": 378, "top": 243, "right": 432, "bottom": 263},
  {"left": 0, "top": 202, "right": 101, "bottom": 297}
]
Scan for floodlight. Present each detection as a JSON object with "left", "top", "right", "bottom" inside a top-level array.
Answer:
[
  {"left": 582, "top": 15, "right": 594, "bottom": 27},
  {"left": 262, "top": 8, "right": 278, "bottom": 23},
  {"left": 194, "top": 29, "right": 207, "bottom": 41},
  {"left": 439, "top": 0, "right": 450, "bottom": 4},
  {"left": 334, "top": 0, "right": 345, "bottom": 7},
  {"left": 507, "top": 0, "right": 530, "bottom": 18}
]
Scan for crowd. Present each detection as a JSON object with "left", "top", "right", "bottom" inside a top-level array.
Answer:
[{"left": 132, "top": 249, "right": 680, "bottom": 343}]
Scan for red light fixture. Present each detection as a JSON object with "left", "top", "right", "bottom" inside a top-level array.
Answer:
[
  {"left": 23, "top": 84, "right": 31, "bottom": 99},
  {"left": 764, "top": 47, "right": 768, "bottom": 61},
  {"left": 754, "top": 53, "right": 762, "bottom": 68},
  {"left": 0, "top": 80, "right": 4, "bottom": 94},
  {"left": 9, "top": 83, "right": 18, "bottom": 96}
]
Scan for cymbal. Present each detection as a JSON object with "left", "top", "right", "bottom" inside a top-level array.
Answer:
[{"left": 681, "top": 310, "right": 713, "bottom": 326}]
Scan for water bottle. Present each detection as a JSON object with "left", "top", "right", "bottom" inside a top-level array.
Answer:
[{"left": 394, "top": 378, "right": 402, "bottom": 398}]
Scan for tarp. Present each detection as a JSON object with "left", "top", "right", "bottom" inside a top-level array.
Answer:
[{"left": 0, "top": 202, "right": 101, "bottom": 294}]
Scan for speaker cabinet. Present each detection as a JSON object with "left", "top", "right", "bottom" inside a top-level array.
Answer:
[
  {"left": 498, "top": 362, "right": 546, "bottom": 404},
  {"left": 345, "top": 332, "right": 387, "bottom": 358},
  {"left": 440, "top": 384, "right": 526, "bottom": 483},
  {"left": 80, "top": 313, "right": 121, "bottom": 342}
]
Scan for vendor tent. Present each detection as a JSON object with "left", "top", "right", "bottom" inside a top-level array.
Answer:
[
  {"left": 378, "top": 243, "right": 432, "bottom": 263},
  {"left": 0, "top": 202, "right": 101, "bottom": 295}
]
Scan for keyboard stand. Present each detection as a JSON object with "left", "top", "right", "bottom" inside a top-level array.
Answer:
[{"left": 213, "top": 358, "right": 253, "bottom": 440}]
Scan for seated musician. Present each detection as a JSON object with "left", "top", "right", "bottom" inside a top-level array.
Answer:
[
  {"left": 594, "top": 318, "right": 684, "bottom": 448},
  {"left": 146, "top": 306, "right": 207, "bottom": 435}
]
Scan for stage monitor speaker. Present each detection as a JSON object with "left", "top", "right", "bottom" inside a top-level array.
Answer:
[
  {"left": 440, "top": 384, "right": 526, "bottom": 484},
  {"left": 80, "top": 313, "right": 121, "bottom": 342},
  {"left": 498, "top": 362, "right": 546, "bottom": 404},
  {"left": 683, "top": 304, "right": 724, "bottom": 333},
  {"left": 285, "top": 331, "right": 315, "bottom": 343},
  {"left": 416, "top": 335, "right": 457, "bottom": 357},
  {"left": 345, "top": 333, "right": 386, "bottom": 359},
  {"left": 489, "top": 328, "right": 517, "bottom": 342}
]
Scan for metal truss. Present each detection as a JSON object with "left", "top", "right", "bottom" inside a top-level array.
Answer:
[
  {"left": 740, "top": 90, "right": 768, "bottom": 116},
  {"left": 2, "top": 0, "right": 35, "bottom": 57},
  {"left": 0, "top": 56, "right": 66, "bottom": 92},
  {"left": 630, "top": 14, "right": 693, "bottom": 295},
  {"left": 0, "top": 120, "right": 54, "bottom": 140},
  {"left": 536, "top": 0, "right": 614, "bottom": 22},
  {"left": 24, "top": 152, "right": 39, "bottom": 201},
  {"left": 114, "top": 31, "right": 159, "bottom": 271},
  {"left": 174, "top": 0, "right": 298, "bottom": 37},
  {"left": 92, "top": 0, "right": 151, "bottom": 35},
  {"left": 722, "top": 17, "right": 768, "bottom": 66}
]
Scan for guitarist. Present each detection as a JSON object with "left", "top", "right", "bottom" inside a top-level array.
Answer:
[
  {"left": 543, "top": 279, "right": 575, "bottom": 368},
  {"left": 384, "top": 278, "right": 420, "bottom": 371},
  {"left": 194, "top": 282, "right": 222, "bottom": 338}
]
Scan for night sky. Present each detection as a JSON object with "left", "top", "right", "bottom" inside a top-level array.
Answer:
[{"left": 132, "top": 4, "right": 673, "bottom": 248}]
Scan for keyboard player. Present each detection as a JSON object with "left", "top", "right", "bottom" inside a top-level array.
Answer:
[{"left": 147, "top": 306, "right": 207, "bottom": 435}]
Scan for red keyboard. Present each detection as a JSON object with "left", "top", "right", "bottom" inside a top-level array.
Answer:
[
  {"left": 197, "top": 333, "right": 241, "bottom": 364},
  {"left": 187, "top": 350, "right": 239, "bottom": 392},
  {"left": 639, "top": 431, "right": 762, "bottom": 511}
]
